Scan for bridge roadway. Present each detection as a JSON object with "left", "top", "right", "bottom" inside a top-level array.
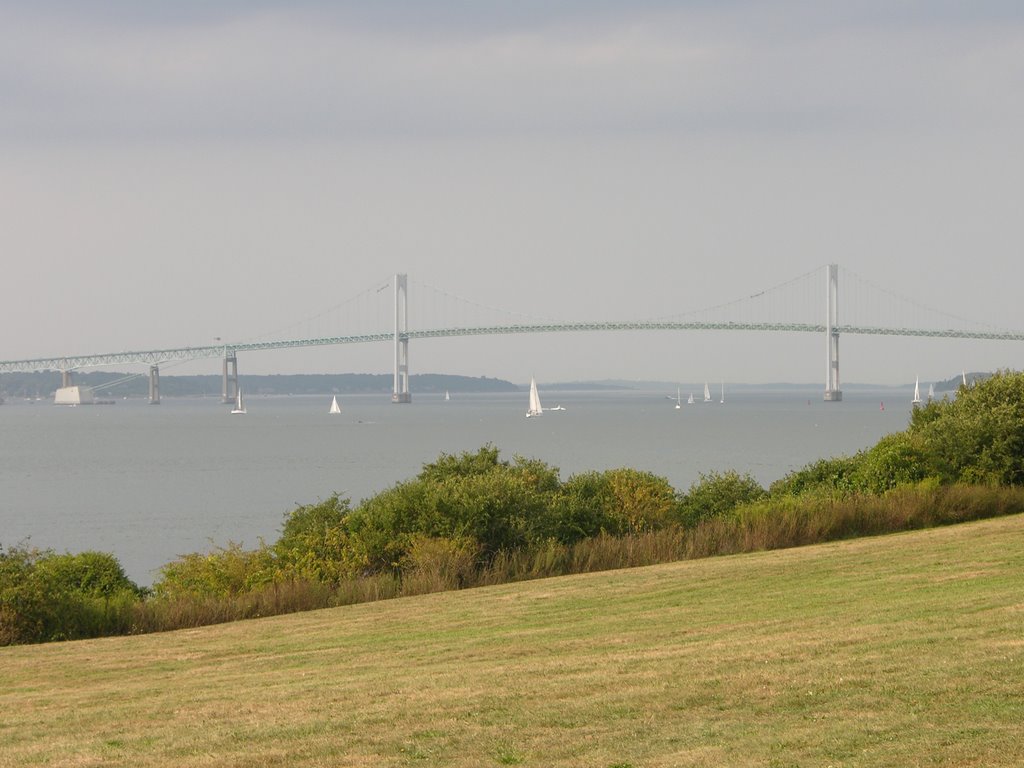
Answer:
[{"left": 2, "top": 320, "right": 1024, "bottom": 373}]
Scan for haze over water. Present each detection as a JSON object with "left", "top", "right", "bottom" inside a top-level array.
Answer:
[{"left": 0, "top": 387, "right": 919, "bottom": 585}]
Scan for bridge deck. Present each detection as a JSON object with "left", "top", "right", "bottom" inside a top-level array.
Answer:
[{"left": 2, "top": 321, "right": 1023, "bottom": 373}]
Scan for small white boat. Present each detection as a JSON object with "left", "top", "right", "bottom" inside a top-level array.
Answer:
[
  {"left": 526, "top": 377, "right": 543, "bottom": 418},
  {"left": 912, "top": 376, "right": 922, "bottom": 405},
  {"left": 675, "top": 387, "right": 682, "bottom": 410},
  {"left": 549, "top": 404, "right": 566, "bottom": 411},
  {"left": 720, "top": 381, "right": 725, "bottom": 405},
  {"left": 329, "top": 395, "right": 341, "bottom": 414},
  {"left": 703, "top": 382, "right": 712, "bottom": 403},
  {"left": 927, "top": 383, "right": 934, "bottom": 401},
  {"left": 231, "top": 388, "right": 246, "bottom": 415},
  {"left": 687, "top": 393, "right": 695, "bottom": 405},
  {"left": 444, "top": 390, "right": 451, "bottom": 402}
]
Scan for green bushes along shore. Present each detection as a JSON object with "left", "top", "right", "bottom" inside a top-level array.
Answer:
[{"left": 5, "top": 370, "right": 1024, "bottom": 646}]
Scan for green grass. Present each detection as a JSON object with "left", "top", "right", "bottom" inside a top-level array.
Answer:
[{"left": 2, "top": 515, "right": 1023, "bottom": 767}]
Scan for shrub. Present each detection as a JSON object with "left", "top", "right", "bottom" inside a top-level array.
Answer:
[
  {"left": 32, "top": 551, "right": 144, "bottom": 600},
  {"left": 770, "top": 455, "right": 862, "bottom": 498},
  {"left": 272, "top": 495, "right": 355, "bottom": 584},
  {"left": 546, "top": 471, "right": 613, "bottom": 544},
  {"left": 0, "top": 546, "right": 143, "bottom": 645},
  {"left": 909, "top": 370, "right": 1024, "bottom": 485},
  {"left": 555, "top": 468, "right": 678, "bottom": 539},
  {"left": 345, "top": 448, "right": 563, "bottom": 569},
  {"left": 600, "top": 468, "right": 679, "bottom": 533},
  {"left": 852, "top": 432, "right": 929, "bottom": 493},
  {"left": 153, "top": 542, "right": 274, "bottom": 601},
  {"left": 678, "top": 470, "right": 767, "bottom": 527}
]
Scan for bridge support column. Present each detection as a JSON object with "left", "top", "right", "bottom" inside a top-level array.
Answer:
[
  {"left": 222, "top": 352, "right": 239, "bottom": 404},
  {"left": 392, "top": 273, "right": 411, "bottom": 403},
  {"left": 61, "top": 370, "right": 73, "bottom": 388},
  {"left": 149, "top": 365, "right": 161, "bottom": 404},
  {"left": 824, "top": 263, "right": 842, "bottom": 402}
]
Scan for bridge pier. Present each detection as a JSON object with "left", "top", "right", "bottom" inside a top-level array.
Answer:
[
  {"left": 222, "top": 352, "right": 239, "bottom": 404},
  {"left": 149, "top": 365, "right": 161, "bottom": 404},
  {"left": 61, "top": 370, "right": 73, "bottom": 388},
  {"left": 392, "top": 273, "right": 411, "bottom": 403},
  {"left": 824, "top": 263, "right": 842, "bottom": 402}
]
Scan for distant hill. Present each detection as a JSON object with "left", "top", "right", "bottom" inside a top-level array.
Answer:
[
  {"left": 0, "top": 370, "right": 999, "bottom": 399},
  {"left": 932, "top": 371, "right": 989, "bottom": 392},
  {"left": 0, "top": 371, "right": 518, "bottom": 399}
]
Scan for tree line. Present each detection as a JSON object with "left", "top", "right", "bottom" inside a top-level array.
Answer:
[{"left": 0, "top": 371, "right": 518, "bottom": 399}]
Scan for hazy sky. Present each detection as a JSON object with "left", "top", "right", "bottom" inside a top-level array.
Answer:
[{"left": 2, "top": 1, "right": 1022, "bottom": 386}]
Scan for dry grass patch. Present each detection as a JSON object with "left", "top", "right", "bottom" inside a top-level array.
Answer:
[{"left": 2, "top": 516, "right": 1024, "bottom": 767}]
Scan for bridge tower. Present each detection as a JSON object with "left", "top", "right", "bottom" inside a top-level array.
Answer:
[
  {"left": 392, "top": 273, "right": 411, "bottom": 403},
  {"left": 149, "top": 365, "right": 161, "bottom": 405},
  {"left": 222, "top": 351, "right": 239, "bottom": 404},
  {"left": 824, "top": 263, "right": 842, "bottom": 402}
]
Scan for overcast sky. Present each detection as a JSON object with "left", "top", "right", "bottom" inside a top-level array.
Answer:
[{"left": 2, "top": 1, "right": 1022, "bottom": 386}]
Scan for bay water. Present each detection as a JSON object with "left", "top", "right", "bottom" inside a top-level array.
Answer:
[{"left": 0, "top": 387, "right": 913, "bottom": 585}]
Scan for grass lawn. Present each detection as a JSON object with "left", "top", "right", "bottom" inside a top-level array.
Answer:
[{"left": 2, "top": 514, "right": 1023, "bottom": 767}]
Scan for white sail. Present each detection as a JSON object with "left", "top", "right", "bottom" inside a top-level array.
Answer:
[
  {"left": 329, "top": 395, "right": 341, "bottom": 414},
  {"left": 445, "top": 390, "right": 450, "bottom": 401},
  {"left": 687, "top": 393, "right": 695, "bottom": 405},
  {"left": 675, "top": 387, "right": 682, "bottom": 409},
  {"left": 927, "top": 383, "right": 934, "bottom": 401},
  {"left": 912, "top": 376, "right": 922, "bottom": 405},
  {"left": 720, "top": 381, "right": 725, "bottom": 404},
  {"left": 526, "top": 377, "right": 543, "bottom": 417},
  {"left": 704, "top": 382, "right": 712, "bottom": 402}
]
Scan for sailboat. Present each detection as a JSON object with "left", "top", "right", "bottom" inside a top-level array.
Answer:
[
  {"left": 230, "top": 388, "right": 246, "bottom": 415},
  {"left": 675, "top": 387, "right": 682, "bottom": 410},
  {"left": 687, "top": 393, "right": 695, "bottom": 405},
  {"left": 329, "top": 395, "right": 341, "bottom": 414},
  {"left": 912, "top": 376, "right": 922, "bottom": 405},
  {"left": 444, "top": 390, "right": 450, "bottom": 402},
  {"left": 720, "top": 381, "right": 725, "bottom": 405},
  {"left": 927, "top": 383, "right": 934, "bottom": 402},
  {"left": 526, "top": 377, "right": 543, "bottom": 418},
  {"left": 703, "top": 382, "right": 712, "bottom": 403}
]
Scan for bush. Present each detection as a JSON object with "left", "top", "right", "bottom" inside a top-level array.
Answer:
[
  {"left": 345, "top": 448, "right": 563, "bottom": 570},
  {"left": 678, "top": 470, "right": 767, "bottom": 527},
  {"left": 555, "top": 468, "right": 678, "bottom": 540},
  {"left": 852, "top": 432, "right": 928, "bottom": 493},
  {"left": 600, "top": 468, "right": 679, "bottom": 534},
  {"left": 272, "top": 495, "right": 355, "bottom": 584},
  {"left": 770, "top": 455, "right": 863, "bottom": 498},
  {"left": 909, "top": 370, "right": 1024, "bottom": 485},
  {"left": 33, "top": 551, "right": 144, "bottom": 600},
  {"left": 153, "top": 542, "right": 274, "bottom": 601},
  {"left": 0, "top": 546, "right": 143, "bottom": 645}
]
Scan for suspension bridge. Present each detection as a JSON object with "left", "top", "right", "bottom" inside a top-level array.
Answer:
[{"left": 1, "top": 264, "right": 1022, "bottom": 404}]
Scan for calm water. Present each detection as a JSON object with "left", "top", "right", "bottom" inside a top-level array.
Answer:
[{"left": 0, "top": 388, "right": 912, "bottom": 585}]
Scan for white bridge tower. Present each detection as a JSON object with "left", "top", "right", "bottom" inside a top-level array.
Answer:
[
  {"left": 392, "top": 273, "right": 411, "bottom": 403},
  {"left": 824, "top": 263, "right": 842, "bottom": 402}
]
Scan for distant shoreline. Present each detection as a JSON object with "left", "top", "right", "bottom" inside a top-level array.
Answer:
[{"left": 0, "top": 370, "right": 981, "bottom": 399}]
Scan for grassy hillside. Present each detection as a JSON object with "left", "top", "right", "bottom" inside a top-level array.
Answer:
[{"left": 2, "top": 515, "right": 1023, "bottom": 768}]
